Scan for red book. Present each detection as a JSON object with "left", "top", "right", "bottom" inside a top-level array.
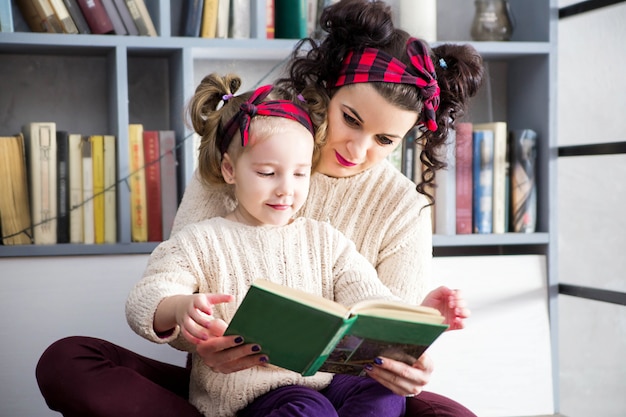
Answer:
[
  {"left": 143, "top": 130, "right": 163, "bottom": 242},
  {"left": 455, "top": 122, "right": 473, "bottom": 234},
  {"left": 76, "top": 0, "right": 114, "bottom": 34}
]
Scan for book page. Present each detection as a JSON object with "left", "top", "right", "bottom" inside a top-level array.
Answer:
[{"left": 351, "top": 299, "right": 443, "bottom": 324}]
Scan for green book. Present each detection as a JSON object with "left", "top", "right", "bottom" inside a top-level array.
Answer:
[{"left": 225, "top": 280, "right": 449, "bottom": 377}]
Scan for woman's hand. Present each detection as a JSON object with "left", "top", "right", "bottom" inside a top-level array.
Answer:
[
  {"left": 364, "top": 352, "right": 434, "bottom": 397},
  {"left": 195, "top": 330, "right": 269, "bottom": 374},
  {"left": 421, "top": 286, "right": 470, "bottom": 330}
]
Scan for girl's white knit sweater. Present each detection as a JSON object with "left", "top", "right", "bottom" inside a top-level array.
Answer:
[
  {"left": 126, "top": 217, "right": 397, "bottom": 417},
  {"left": 171, "top": 160, "right": 434, "bottom": 306}
]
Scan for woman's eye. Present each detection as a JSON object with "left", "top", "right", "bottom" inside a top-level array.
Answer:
[
  {"left": 377, "top": 136, "right": 394, "bottom": 146},
  {"left": 343, "top": 112, "right": 359, "bottom": 126}
]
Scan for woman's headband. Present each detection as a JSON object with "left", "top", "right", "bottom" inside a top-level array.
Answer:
[
  {"left": 332, "top": 38, "right": 440, "bottom": 132},
  {"left": 219, "top": 85, "right": 315, "bottom": 155}
]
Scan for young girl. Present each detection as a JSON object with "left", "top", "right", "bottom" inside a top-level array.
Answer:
[
  {"left": 126, "top": 74, "right": 449, "bottom": 417},
  {"left": 36, "top": 1, "right": 480, "bottom": 416}
]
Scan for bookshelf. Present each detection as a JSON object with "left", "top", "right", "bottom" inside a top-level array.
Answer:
[{"left": 0, "top": 0, "right": 557, "bottom": 260}]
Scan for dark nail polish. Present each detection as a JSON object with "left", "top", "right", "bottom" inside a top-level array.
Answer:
[
  {"left": 259, "top": 356, "right": 269, "bottom": 363},
  {"left": 374, "top": 357, "right": 383, "bottom": 365},
  {"left": 234, "top": 336, "right": 243, "bottom": 344},
  {"left": 364, "top": 364, "right": 373, "bottom": 371},
  {"left": 252, "top": 345, "right": 261, "bottom": 352}
]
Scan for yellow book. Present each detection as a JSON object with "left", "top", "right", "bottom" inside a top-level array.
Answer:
[
  {"left": 103, "top": 135, "right": 117, "bottom": 244},
  {"left": 91, "top": 135, "right": 105, "bottom": 244},
  {"left": 128, "top": 124, "right": 147, "bottom": 242},
  {"left": 200, "top": 0, "right": 218, "bottom": 38},
  {"left": 48, "top": 0, "right": 79, "bottom": 33},
  {"left": 0, "top": 134, "right": 32, "bottom": 245}
]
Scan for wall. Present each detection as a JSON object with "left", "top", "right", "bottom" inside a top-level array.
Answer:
[{"left": 556, "top": 1, "right": 626, "bottom": 416}]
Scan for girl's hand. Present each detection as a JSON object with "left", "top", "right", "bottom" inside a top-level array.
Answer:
[
  {"left": 364, "top": 352, "right": 434, "bottom": 397},
  {"left": 421, "top": 286, "right": 470, "bottom": 330},
  {"left": 154, "top": 293, "right": 233, "bottom": 343}
]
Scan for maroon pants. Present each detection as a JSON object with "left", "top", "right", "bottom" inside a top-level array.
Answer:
[{"left": 36, "top": 336, "right": 477, "bottom": 417}]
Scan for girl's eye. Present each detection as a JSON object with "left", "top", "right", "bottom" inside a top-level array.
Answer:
[
  {"left": 294, "top": 172, "right": 309, "bottom": 178},
  {"left": 257, "top": 172, "right": 274, "bottom": 177},
  {"left": 343, "top": 112, "right": 359, "bottom": 126},
  {"left": 377, "top": 136, "right": 394, "bottom": 146}
]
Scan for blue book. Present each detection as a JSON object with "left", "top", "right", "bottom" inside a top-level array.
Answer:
[{"left": 472, "top": 129, "right": 494, "bottom": 234}]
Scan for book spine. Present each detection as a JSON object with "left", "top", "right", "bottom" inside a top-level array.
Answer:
[
  {"left": 56, "top": 131, "right": 70, "bottom": 243},
  {"left": 434, "top": 129, "right": 456, "bottom": 235},
  {"left": 0, "top": 0, "right": 15, "bottom": 32},
  {"left": 510, "top": 129, "right": 538, "bottom": 233},
  {"left": 26, "top": 122, "right": 58, "bottom": 245},
  {"left": 303, "top": 318, "right": 356, "bottom": 376},
  {"left": 229, "top": 0, "right": 250, "bottom": 39},
  {"left": 455, "top": 122, "right": 473, "bottom": 234},
  {"left": 15, "top": 0, "right": 45, "bottom": 32},
  {"left": 158, "top": 130, "right": 178, "bottom": 240},
  {"left": 199, "top": 0, "right": 218, "bottom": 38},
  {"left": 101, "top": 0, "right": 127, "bottom": 34},
  {"left": 215, "top": 0, "right": 229, "bottom": 38},
  {"left": 32, "top": 0, "right": 65, "bottom": 33},
  {"left": 76, "top": 0, "right": 114, "bottom": 34},
  {"left": 103, "top": 135, "right": 117, "bottom": 243},
  {"left": 275, "top": 0, "right": 307, "bottom": 39},
  {"left": 62, "top": 0, "right": 92, "bottom": 33},
  {"left": 266, "top": 0, "right": 274, "bottom": 39},
  {"left": 128, "top": 124, "right": 147, "bottom": 242},
  {"left": 68, "top": 133, "right": 84, "bottom": 243},
  {"left": 81, "top": 136, "right": 94, "bottom": 244},
  {"left": 91, "top": 135, "right": 105, "bottom": 244},
  {"left": 472, "top": 129, "right": 494, "bottom": 234},
  {"left": 181, "top": 0, "right": 203, "bottom": 37},
  {"left": 0, "top": 134, "right": 32, "bottom": 245},
  {"left": 123, "top": 0, "right": 156, "bottom": 36},
  {"left": 143, "top": 130, "right": 163, "bottom": 242},
  {"left": 112, "top": 0, "right": 138, "bottom": 35},
  {"left": 49, "top": 0, "right": 79, "bottom": 33}
]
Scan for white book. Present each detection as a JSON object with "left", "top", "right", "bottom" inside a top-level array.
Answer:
[
  {"left": 23, "top": 122, "right": 58, "bottom": 244},
  {"left": 434, "top": 128, "right": 456, "bottom": 235},
  {"left": 216, "top": 0, "right": 230, "bottom": 38}
]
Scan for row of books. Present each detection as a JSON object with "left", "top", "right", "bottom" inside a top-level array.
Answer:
[
  {"left": 181, "top": 0, "right": 338, "bottom": 39},
  {"left": 0, "top": 123, "right": 179, "bottom": 246},
  {"left": 434, "top": 122, "right": 538, "bottom": 235},
  {"left": 389, "top": 122, "right": 538, "bottom": 236},
  {"left": 127, "top": 124, "right": 179, "bottom": 243},
  {"left": 10, "top": 0, "right": 157, "bottom": 35}
]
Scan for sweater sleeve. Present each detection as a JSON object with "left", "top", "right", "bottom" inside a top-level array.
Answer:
[{"left": 126, "top": 228, "right": 206, "bottom": 350}]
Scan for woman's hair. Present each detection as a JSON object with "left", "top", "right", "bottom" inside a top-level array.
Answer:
[
  {"left": 276, "top": 0, "right": 484, "bottom": 203},
  {"left": 186, "top": 73, "right": 324, "bottom": 185}
]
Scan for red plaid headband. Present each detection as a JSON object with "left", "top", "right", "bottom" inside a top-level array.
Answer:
[
  {"left": 333, "top": 38, "right": 440, "bottom": 131},
  {"left": 219, "top": 85, "right": 315, "bottom": 155}
]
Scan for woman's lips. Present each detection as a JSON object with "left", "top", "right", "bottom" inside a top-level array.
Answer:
[{"left": 335, "top": 151, "right": 357, "bottom": 167}]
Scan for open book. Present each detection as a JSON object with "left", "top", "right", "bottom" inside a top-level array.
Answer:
[{"left": 225, "top": 280, "right": 448, "bottom": 376}]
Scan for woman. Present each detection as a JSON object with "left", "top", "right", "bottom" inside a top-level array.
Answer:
[{"left": 36, "top": 0, "right": 483, "bottom": 416}]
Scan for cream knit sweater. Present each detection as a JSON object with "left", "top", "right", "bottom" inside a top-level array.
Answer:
[
  {"left": 172, "top": 159, "right": 434, "bottom": 305},
  {"left": 126, "top": 217, "right": 397, "bottom": 417}
]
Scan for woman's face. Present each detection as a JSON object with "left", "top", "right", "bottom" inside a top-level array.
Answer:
[{"left": 316, "top": 83, "right": 419, "bottom": 178}]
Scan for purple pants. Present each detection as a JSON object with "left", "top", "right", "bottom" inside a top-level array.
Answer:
[
  {"left": 238, "top": 374, "right": 404, "bottom": 417},
  {"left": 36, "top": 336, "right": 477, "bottom": 417}
]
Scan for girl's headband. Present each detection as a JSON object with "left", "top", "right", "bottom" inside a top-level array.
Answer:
[
  {"left": 332, "top": 38, "right": 440, "bottom": 132},
  {"left": 219, "top": 85, "right": 315, "bottom": 155}
]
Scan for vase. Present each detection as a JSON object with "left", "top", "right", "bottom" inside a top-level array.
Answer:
[{"left": 470, "top": 0, "right": 515, "bottom": 41}]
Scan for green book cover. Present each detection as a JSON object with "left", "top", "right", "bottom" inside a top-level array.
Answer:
[{"left": 225, "top": 280, "right": 448, "bottom": 377}]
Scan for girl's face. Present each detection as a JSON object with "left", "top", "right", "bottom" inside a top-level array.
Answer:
[
  {"left": 222, "top": 118, "right": 314, "bottom": 227},
  {"left": 316, "top": 83, "right": 420, "bottom": 178}
]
